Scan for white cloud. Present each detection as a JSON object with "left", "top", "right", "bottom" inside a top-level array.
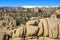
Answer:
[
  {"left": 22, "top": 6, "right": 36, "bottom": 8},
  {"left": 22, "top": 6, "right": 49, "bottom": 8},
  {"left": 22, "top": 6, "right": 59, "bottom": 8}
]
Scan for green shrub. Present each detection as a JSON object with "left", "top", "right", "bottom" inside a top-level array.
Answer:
[{"left": 56, "top": 14, "right": 60, "bottom": 18}]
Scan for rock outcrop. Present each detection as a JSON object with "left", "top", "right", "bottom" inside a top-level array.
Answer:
[{"left": 0, "top": 18, "right": 60, "bottom": 40}]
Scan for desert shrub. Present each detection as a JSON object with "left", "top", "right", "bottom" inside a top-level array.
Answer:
[
  {"left": 56, "top": 14, "right": 60, "bottom": 18},
  {"left": 16, "top": 19, "right": 21, "bottom": 26},
  {"left": 43, "top": 14, "right": 51, "bottom": 18}
]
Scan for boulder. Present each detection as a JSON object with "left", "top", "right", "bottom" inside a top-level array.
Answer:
[
  {"left": 26, "top": 20, "right": 39, "bottom": 37},
  {"left": 26, "top": 26, "right": 39, "bottom": 37},
  {"left": 38, "top": 19, "right": 43, "bottom": 36},
  {"left": 12, "top": 26, "right": 24, "bottom": 38},
  {"left": 38, "top": 18, "right": 49, "bottom": 37},
  {"left": 58, "top": 20, "right": 60, "bottom": 38},
  {"left": 0, "top": 32, "right": 4, "bottom": 40},
  {"left": 47, "top": 18, "right": 58, "bottom": 38},
  {"left": 42, "top": 19, "right": 49, "bottom": 37}
]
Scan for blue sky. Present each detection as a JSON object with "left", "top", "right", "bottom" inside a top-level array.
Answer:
[{"left": 0, "top": 0, "right": 60, "bottom": 7}]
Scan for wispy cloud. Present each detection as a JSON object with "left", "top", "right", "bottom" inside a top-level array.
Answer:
[
  {"left": 22, "top": 6, "right": 59, "bottom": 8},
  {"left": 22, "top": 6, "right": 49, "bottom": 8}
]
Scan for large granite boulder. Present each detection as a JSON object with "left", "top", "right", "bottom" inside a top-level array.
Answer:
[
  {"left": 26, "top": 20, "right": 39, "bottom": 37},
  {"left": 47, "top": 18, "right": 58, "bottom": 38}
]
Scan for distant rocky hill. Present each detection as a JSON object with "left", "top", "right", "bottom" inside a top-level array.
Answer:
[{"left": 0, "top": 7, "right": 60, "bottom": 14}]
